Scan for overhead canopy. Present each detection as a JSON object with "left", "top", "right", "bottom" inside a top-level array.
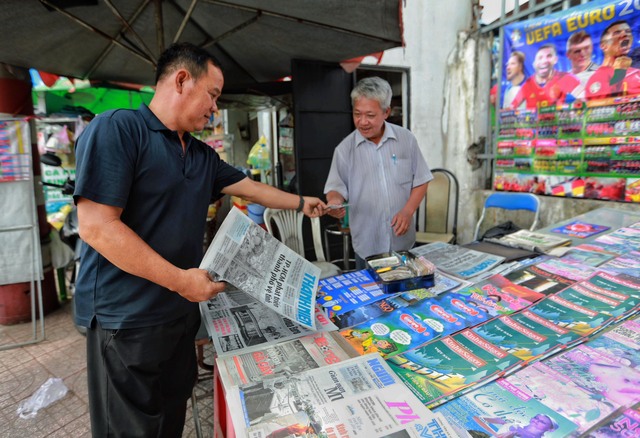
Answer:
[{"left": 0, "top": 0, "right": 403, "bottom": 90}]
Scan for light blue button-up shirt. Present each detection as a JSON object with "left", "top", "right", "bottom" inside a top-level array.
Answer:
[{"left": 324, "top": 122, "right": 432, "bottom": 259}]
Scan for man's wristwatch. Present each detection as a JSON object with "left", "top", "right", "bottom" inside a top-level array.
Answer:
[{"left": 296, "top": 195, "right": 305, "bottom": 213}]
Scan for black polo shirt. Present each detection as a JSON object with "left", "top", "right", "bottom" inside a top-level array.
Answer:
[{"left": 73, "top": 104, "right": 246, "bottom": 329}]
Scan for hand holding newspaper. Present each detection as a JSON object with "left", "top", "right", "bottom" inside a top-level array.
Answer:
[{"left": 199, "top": 206, "right": 321, "bottom": 330}]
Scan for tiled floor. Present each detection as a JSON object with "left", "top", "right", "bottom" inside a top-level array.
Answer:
[{"left": 0, "top": 301, "right": 215, "bottom": 437}]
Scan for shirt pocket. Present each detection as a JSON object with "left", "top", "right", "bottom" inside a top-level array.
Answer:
[{"left": 393, "top": 158, "right": 413, "bottom": 187}]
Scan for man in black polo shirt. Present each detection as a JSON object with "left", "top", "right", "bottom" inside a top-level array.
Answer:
[{"left": 73, "top": 42, "right": 326, "bottom": 437}]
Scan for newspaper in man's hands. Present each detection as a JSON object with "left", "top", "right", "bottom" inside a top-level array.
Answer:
[{"left": 199, "top": 206, "right": 321, "bottom": 330}]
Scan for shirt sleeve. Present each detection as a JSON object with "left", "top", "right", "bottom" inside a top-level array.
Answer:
[
  {"left": 74, "top": 113, "right": 136, "bottom": 208},
  {"left": 211, "top": 157, "right": 247, "bottom": 202},
  {"left": 410, "top": 135, "right": 432, "bottom": 187}
]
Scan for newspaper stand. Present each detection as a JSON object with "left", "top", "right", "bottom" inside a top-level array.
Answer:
[{"left": 213, "top": 366, "right": 235, "bottom": 438}]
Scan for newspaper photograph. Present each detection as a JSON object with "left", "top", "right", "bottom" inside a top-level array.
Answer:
[
  {"left": 199, "top": 290, "right": 337, "bottom": 354},
  {"left": 411, "top": 242, "right": 505, "bottom": 280},
  {"left": 215, "top": 331, "right": 354, "bottom": 390},
  {"left": 227, "top": 353, "right": 454, "bottom": 438},
  {"left": 199, "top": 206, "right": 320, "bottom": 329}
]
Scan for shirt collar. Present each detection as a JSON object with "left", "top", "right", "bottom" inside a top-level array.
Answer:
[
  {"left": 138, "top": 103, "right": 194, "bottom": 143},
  {"left": 139, "top": 103, "right": 170, "bottom": 132},
  {"left": 355, "top": 121, "right": 397, "bottom": 148}
]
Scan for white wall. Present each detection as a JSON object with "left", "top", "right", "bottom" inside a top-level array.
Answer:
[
  {"left": 376, "top": 0, "right": 636, "bottom": 244},
  {"left": 376, "top": 0, "right": 474, "bottom": 170}
]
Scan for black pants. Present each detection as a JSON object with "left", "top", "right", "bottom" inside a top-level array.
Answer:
[{"left": 86, "top": 309, "right": 200, "bottom": 437}]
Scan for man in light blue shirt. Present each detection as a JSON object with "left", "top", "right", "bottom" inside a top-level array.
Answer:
[{"left": 324, "top": 77, "right": 432, "bottom": 268}]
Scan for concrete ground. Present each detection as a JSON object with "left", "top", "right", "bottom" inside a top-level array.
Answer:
[{"left": 0, "top": 301, "right": 215, "bottom": 437}]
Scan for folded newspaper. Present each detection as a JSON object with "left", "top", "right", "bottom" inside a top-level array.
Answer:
[
  {"left": 226, "top": 353, "right": 460, "bottom": 437},
  {"left": 485, "top": 229, "right": 571, "bottom": 254},
  {"left": 199, "top": 206, "right": 321, "bottom": 330}
]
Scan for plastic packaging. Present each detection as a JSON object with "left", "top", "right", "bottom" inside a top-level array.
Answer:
[
  {"left": 247, "top": 135, "right": 271, "bottom": 169},
  {"left": 17, "top": 377, "right": 68, "bottom": 419}
]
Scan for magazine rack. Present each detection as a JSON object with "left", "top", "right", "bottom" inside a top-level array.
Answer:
[{"left": 0, "top": 118, "right": 45, "bottom": 350}]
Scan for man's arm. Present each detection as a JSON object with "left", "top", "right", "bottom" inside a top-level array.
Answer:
[
  {"left": 222, "top": 178, "right": 326, "bottom": 217},
  {"left": 391, "top": 183, "right": 428, "bottom": 236},
  {"left": 77, "top": 197, "right": 225, "bottom": 302}
]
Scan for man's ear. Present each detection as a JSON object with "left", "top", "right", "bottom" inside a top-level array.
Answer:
[
  {"left": 383, "top": 106, "right": 391, "bottom": 119},
  {"left": 175, "top": 69, "right": 189, "bottom": 93}
]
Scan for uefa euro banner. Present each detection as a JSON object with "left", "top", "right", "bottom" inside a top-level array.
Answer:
[{"left": 494, "top": 0, "right": 640, "bottom": 203}]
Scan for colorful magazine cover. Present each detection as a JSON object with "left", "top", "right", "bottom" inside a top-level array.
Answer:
[
  {"left": 585, "top": 316, "right": 640, "bottom": 370},
  {"left": 527, "top": 294, "right": 614, "bottom": 338},
  {"left": 584, "top": 402, "right": 640, "bottom": 437},
  {"left": 433, "top": 379, "right": 579, "bottom": 438},
  {"left": 471, "top": 313, "right": 577, "bottom": 362},
  {"left": 543, "top": 344, "right": 640, "bottom": 408},
  {"left": 550, "top": 220, "right": 610, "bottom": 239},
  {"left": 504, "top": 361, "right": 622, "bottom": 434},
  {"left": 452, "top": 274, "right": 542, "bottom": 318},
  {"left": 555, "top": 283, "right": 639, "bottom": 320},
  {"left": 328, "top": 272, "right": 460, "bottom": 330},
  {"left": 316, "top": 269, "right": 387, "bottom": 316},
  {"left": 599, "top": 251, "right": 640, "bottom": 279},
  {"left": 584, "top": 272, "right": 640, "bottom": 299},
  {"left": 337, "top": 292, "right": 484, "bottom": 358},
  {"left": 503, "top": 263, "right": 576, "bottom": 295},
  {"left": 559, "top": 247, "right": 617, "bottom": 267},
  {"left": 387, "top": 329, "right": 522, "bottom": 407},
  {"left": 593, "top": 234, "right": 639, "bottom": 255},
  {"left": 534, "top": 259, "right": 597, "bottom": 282},
  {"left": 608, "top": 227, "right": 640, "bottom": 243}
]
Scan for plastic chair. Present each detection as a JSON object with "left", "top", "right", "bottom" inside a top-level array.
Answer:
[
  {"left": 415, "top": 168, "right": 459, "bottom": 244},
  {"left": 473, "top": 192, "right": 541, "bottom": 241},
  {"left": 263, "top": 208, "right": 342, "bottom": 278}
]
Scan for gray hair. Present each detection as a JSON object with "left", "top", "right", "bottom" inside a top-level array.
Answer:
[{"left": 351, "top": 77, "right": 392, "bottom": 111}]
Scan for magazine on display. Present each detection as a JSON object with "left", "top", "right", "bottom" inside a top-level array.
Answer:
[
  {"left": 556, "top": 282, "right": 639, "bottom": 321},
  {"left": 199, "top": 206, "right": 320, "bottom": 330},
  {"left": 410, "top": 242, "right": 505, "bottom": 280},
  {"left": 503, "top": 262, "right": 576, "bottom": 295},
  {"left": 215, "top": 331, "right": 355, "bottom": 390},
  {"left": 599, "top": 250, "right": 640, "bottom": 278},
  {"left": 586, "top": 316, "right": 640, "bottom": 370},
  {"left": 387, "top": 328, "right": 522, "bottom": 408},
  {"left": 226, "top": 353, "right": 458, "bottom": 438},
  {"left": 471, "top": 313, "right": 577, "bottom": 362},
  {"left": 550, "top": 220, "right": 611, "bottom": 239},
  {"left": 534, "top": 259, "right": 597, "bottom": 282},
  {"left": 503, "top": 361, "right": 623, "bottom": 435},
  {"left": 559, "top": 247, "right": 617, "bottom": 267},
  {"left": 527, "top": 294, "right": 615, "bottom": 338},
  {"left": 199, "top": 290, "right": 336, "bottom": 354},
  {"left": 484, "top": 229, "right": 571, "bottom": 254},
  {"left": 583, "top": 402, "right": 640, "bottom": 437},
  {"left": 316, "top": 269, "right": 391, "bottom": 317},
  {"left": 450, "top": 274, "right": 543, "bottom": 318},
  {"left": 337, "top": 291, "right": 490, "bottom": 358},
  {"left": 327, "top": 271, "right": 461, "bottom": 330},
  {"left": 543, "top": 344, "right": 640, "bottom": 408},
  {"left": 433, "top": 379, "right": 579, "bottom": 438}
]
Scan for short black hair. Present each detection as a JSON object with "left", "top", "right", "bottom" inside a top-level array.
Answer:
[
  {"left": 601, "top": 20, "right": 629, "bottom": 41},
  {"left": 155, "top": 42, "right": 222, "bottom": 83}
]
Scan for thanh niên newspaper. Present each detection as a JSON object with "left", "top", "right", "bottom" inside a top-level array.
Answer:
[{"left": 199, "top": 206, "right": 320, "bottom": 329}]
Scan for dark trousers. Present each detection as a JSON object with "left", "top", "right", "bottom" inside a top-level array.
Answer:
[
  {"left": 355, "top": 253, "right": 367, "bottom": 270},
  {"left": 86, "top": 309, "right": 200, "bottom": 437}
]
